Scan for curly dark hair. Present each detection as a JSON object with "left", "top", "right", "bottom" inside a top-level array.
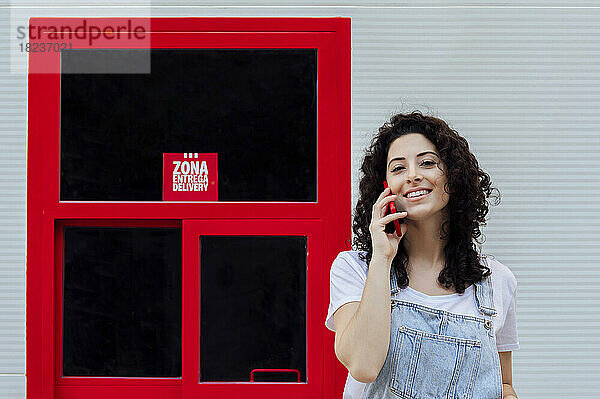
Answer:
[{"left": 350, "top": 111, "right": 501, "bottom": 293}]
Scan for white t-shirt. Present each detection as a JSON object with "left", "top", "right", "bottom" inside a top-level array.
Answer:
[{"left": 325, "top": 250, "right": 519, "bottom": 399}]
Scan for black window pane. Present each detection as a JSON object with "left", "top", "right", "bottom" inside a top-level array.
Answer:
[
  {"left": 62, "top": 227, "right": 181, "bottom": 377},
  {"left": 60, "top": 49, "right": 317, "bottom": 201},
  {"left": 199, "top": 236, "right": 306, "bottom": 382}
]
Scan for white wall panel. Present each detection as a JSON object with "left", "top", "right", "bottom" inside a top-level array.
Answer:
[
  {"left": 349, "top": 30, "right": 600, "bottom": 399},
  {"left": 7, "top": 1, "right": 600, "bottom": 6},
  {"left": 0, "top": 3, "right": 26, "bottom": 387},
  {"left": 0, "top": 376, "right": 25, "bottom": 398},
  {"left": 2, "top": 3, "right": 599, "bottom": 398}
]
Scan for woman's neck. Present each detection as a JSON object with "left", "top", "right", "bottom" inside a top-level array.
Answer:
[{"left": 401, "top": 220, "right": 447, "bottom": 273}]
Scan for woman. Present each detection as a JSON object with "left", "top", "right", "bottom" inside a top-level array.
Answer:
[{"left": 325, "top": 111, "right": 519, "bottom": 399}]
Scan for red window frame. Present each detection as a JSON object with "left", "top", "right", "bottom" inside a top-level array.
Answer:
[
  {"left": 27, "top": 17, "right": 350, "bottom": 399},
  {"left": 182, "top": 219, "right": 324, "bottom": 399}
]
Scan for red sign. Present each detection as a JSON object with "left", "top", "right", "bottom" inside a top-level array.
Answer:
[{"left": 162, "top": 153, "right": 218, "bottom": 201}]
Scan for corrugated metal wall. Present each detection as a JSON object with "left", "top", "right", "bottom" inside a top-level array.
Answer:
[{"left": 2, "top": 2, "right": 600, "bottom": 398}]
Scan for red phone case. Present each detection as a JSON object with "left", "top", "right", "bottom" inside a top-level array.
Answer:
[{"left": 383, "top": 181, "right": 403, "bottom": 235}]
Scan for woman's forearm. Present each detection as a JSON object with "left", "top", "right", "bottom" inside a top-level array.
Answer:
[
  {"left": 336, "top": 254, "right": 393, "bottom": 382},
  {"left": 503, "top": 383, "right": 518, "bottom": 398}
]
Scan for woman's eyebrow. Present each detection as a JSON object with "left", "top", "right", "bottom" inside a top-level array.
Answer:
[{"left": 388, "top": 151, "right": 439, "bottom": 166}]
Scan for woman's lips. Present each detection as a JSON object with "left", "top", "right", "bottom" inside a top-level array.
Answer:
[{"left": 404, "top": 190, "right": 432, "bottom": 202}]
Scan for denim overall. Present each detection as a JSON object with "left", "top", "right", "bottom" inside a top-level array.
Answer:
[{"left": 361, "top": 271, "right": 502, "bottom": 399}]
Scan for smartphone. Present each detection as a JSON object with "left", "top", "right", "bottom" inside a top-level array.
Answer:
[{"left": 383, "top": 181, "right": 405, "bottom": 235}]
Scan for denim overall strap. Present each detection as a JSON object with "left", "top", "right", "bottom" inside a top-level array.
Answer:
[
  {"left": 390, "top": 267, "right": 400, "bottom": 295},
  {"left": 473, "top": 275, "right": 498, "bottom": 318},
  {"left": 390, "top": 267, "right": 496, "bottom": 318}
]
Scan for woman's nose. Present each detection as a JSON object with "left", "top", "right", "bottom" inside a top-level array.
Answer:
[{"left": 407, "top": 169, "right": 422, "bottom": 183}]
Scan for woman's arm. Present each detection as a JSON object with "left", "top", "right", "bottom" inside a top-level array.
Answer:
[
  {"left": 499, "top": 351, "right": 518, "bottom": 398},
  {"left": 333, "top": 254, "right": 393, "bottom": 383}
]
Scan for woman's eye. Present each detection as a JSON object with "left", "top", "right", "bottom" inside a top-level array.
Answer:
[{"left": 391, "top": 161, "right": 436, "bottom": 172}]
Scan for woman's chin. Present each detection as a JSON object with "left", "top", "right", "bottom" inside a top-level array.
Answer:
[{"left": 403, "top": 210, "right": 440, "bottom": 222}]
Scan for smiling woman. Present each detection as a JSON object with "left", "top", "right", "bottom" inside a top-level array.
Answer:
[
  {"left": 326, "top": 111, "right": 520, "bottom": 399},
  {"left": 385, "top": 133, "right": 450, "bottom": 228},
  {"left": 353, "top": 111, "right": 501, "bottom": 292}
]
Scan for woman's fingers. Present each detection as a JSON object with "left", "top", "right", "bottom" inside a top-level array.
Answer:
[
  {"left": 373, "top": 188, "right": 388, "bottom": 210},
  {"left": 376, "top": 187, "right": 390, "bottom": 203},
  {"left": 377, "top": 188, "right": 398, "bottom": 206},
  {"left": 380, "top": 211, "right": 407, "bottom": 224},
  {"left": 377, "top": 194, "right": 399, "bottom": 218},
  {"left": 373, "top": 189, "right": 390, "bottom": 215}
]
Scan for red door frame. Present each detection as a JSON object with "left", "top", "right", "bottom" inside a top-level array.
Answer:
[{"left": 27, "top": 17, "right": 350, "bottom": 399}]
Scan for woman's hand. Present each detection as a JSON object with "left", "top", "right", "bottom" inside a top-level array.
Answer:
[{"left": 369, "top": 186, "right": 408, "bottom": 261}]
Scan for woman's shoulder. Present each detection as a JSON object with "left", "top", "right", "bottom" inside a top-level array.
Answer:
[
  {"left": 336, "top": 250, "right": 369, "bottom": 264},
  {"left": 332, "top": 250, "right": 370, "bottom": 273},
  {"left": 481, "top": 255, "right": 517, "bottom": 292}
]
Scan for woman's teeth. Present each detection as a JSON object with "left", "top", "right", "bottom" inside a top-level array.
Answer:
[{"left": 406, "top": 190, "right": 430, "bottom": 198}]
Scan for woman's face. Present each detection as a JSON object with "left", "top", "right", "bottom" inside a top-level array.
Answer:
[{"left": 385, "top": 133, "right": 449, "bottom": 221}]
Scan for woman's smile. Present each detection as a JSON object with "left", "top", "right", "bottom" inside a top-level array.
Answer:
[
  {"left": 404, "top": 190, "right": 433, "bottom": 202},
  {"left": 386, "top": 134, "right": 450, "bottom": 223}
]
